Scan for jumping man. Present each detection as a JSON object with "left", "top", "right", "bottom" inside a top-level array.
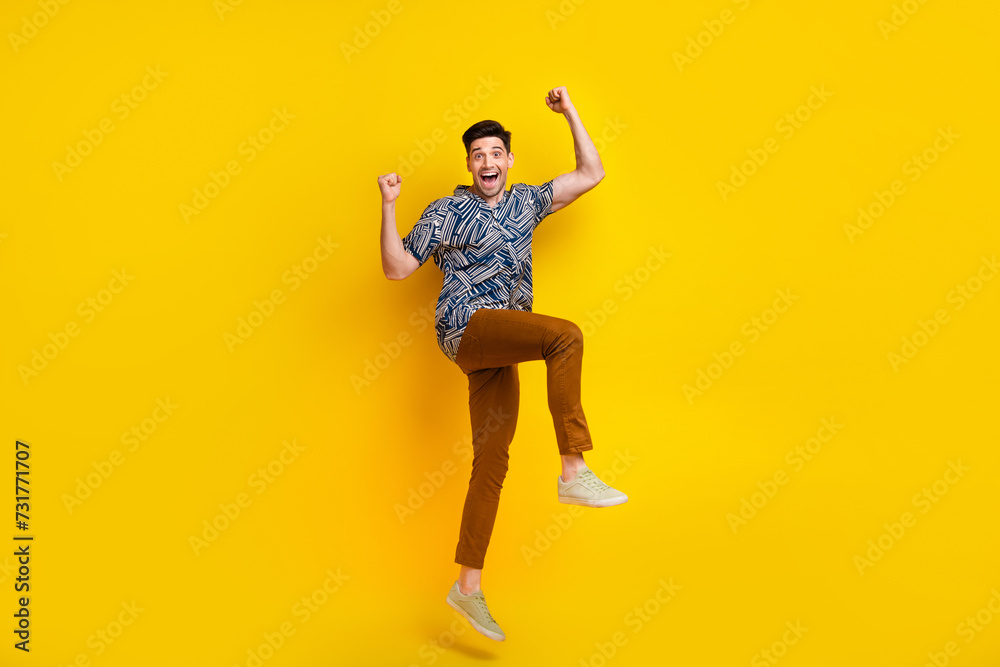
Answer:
[{"left": 377, "top": 86, "right": 627, "bottom": 642}]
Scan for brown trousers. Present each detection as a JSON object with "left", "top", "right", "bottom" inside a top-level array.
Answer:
[{"left": 452, "top": 307, "right": 594, "bottom": 569}]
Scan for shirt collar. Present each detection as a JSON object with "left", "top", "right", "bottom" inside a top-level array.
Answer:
[{"left": 454, "top": 184, "right": 508, "bottom": 208}]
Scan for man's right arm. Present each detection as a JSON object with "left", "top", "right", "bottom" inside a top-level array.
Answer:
[{"left": 378, "top": 172, "right": 420, "bottom": 280}]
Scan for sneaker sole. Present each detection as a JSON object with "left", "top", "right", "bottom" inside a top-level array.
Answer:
[
  {"left": 446, "top": 596, "right": 506, "bottom": 642},
  {"left": 558, "top": 494, "right": 628, "bottom": 507}
]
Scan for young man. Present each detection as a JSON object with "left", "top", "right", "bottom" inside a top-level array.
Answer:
[{"left": 377, "top": 86, "right": 627, "bottom": 642}]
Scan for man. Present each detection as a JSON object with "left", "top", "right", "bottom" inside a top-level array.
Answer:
[{"left": 377, "top": 86, "right": 627, "bottom": 642}]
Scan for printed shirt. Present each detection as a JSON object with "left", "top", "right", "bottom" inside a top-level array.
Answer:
[{"left": 401, "top": 180, "right": 555, "bottom": 362}]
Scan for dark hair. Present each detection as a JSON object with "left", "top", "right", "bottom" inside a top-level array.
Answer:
[{"left": 462, "top": 120, "right": 511, "bottom": 156}]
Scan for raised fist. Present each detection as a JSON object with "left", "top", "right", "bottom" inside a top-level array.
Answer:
[
  {"left": 377, "top": 172, "right": 402, "bottom": 204},
  {"left": 544, "top": 86, "right": 574, "bottom": 114}
]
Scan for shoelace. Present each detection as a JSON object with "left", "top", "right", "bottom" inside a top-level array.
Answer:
[
  {"left": 575, "top": 468, "right": 609, "bottom": 493},
  {"left": 472, "top": 593, "right": 496, "bottom": 623}
]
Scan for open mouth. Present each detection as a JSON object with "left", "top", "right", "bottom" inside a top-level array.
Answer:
[{"left": 480, "top": 170, "right": 499, "bottom": 188}]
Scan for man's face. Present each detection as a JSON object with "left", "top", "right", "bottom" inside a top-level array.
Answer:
[{"left": 466, "top": 137, "right": 514, "bottom": 199}]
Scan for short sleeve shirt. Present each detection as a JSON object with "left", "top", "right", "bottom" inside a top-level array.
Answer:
[{"left": 401, "top": 180, "right": 555, "bottom": 362}]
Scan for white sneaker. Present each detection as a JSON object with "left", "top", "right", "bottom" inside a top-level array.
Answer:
[
  {"left": 446, "top": 581, "right": 506, "bottom": 641},
  {"left": 558, "top": 464, "right": 628, "bottom": 507}
]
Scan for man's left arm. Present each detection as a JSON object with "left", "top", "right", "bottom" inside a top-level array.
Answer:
[{"left": 545, "top": 86, "right": 605, "bottom": 214}]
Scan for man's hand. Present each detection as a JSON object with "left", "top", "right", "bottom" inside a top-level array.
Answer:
[
  {"left": 378, "top": 172, "right": 402, "bottom": 204},
  {"left": 544, "top": 86, "right": 575, "bottom": 114}
]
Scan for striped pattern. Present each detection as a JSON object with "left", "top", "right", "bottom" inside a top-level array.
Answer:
[{"left": 402, "top": 180, "right": 555, "bottom": 362}]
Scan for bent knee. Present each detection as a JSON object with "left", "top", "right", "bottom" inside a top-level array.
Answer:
[{"left": 558, "top": 320, "right": 584, "bottom": 348}]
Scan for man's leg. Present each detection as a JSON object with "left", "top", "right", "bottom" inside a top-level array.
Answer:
[
  {"left": 452, "top": 308, "right": 595, "bottom": 572},
  {"left": 446, "top": 349, "right": 519, "bottom": 643},
  {"left": 453, "top": 363, "right": 520, "bottom": 572},
  {"left": 447, "top": 307, "right": 624, "bottom": 640}
]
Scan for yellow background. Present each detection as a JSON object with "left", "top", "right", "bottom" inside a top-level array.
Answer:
[{"left": 2, "top": 0, "right": 998, "bottom": 665}]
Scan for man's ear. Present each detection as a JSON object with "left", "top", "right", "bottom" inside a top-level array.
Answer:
[
  {"left": 466, "top": 154, "right": 472, "bottom": 172},
  {"left": 508, "top": 152, "right": 514, "bottom": 169}
]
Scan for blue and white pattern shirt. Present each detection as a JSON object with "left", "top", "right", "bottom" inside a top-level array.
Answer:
[{"left": 402, "top": 180, "right": 556, "bottom": 362}]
